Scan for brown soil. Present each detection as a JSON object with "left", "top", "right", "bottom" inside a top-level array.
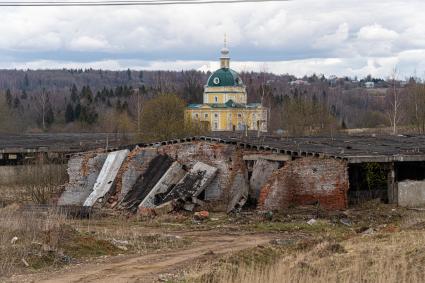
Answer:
[{"left": 10, "top": 232, "right": 274, "bottom": 283}]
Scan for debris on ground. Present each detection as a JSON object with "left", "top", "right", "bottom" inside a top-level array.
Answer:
[
  {"left": 194, "top": 211, "right": 209, "bottom": 221},
  {"left": 307, "top": 219, "right": 317, "bottom": 225},
  {"left": 11, "top": 236, "right": 18, "bottom": 245}
]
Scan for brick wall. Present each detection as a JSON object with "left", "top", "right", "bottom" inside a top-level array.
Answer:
[
  {"left": 158, "top": 142, "right": 247, "bottom": 210},
  {"left": 258, "top": 157, "right": 349, "bottom": 211}
]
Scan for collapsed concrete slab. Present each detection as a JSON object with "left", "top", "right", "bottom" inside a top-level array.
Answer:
[
  {"left": 121, "top": 154, "right": 174, "bottom": 212},
  {"left": 107, "top": 147, "right": 159, "bottom": 207},
  {"left": 58, "top": 152, "right": 107, "bottom": 206},
  {"left": 138, "top": 161, "right": 186, "bottom": 209},
  {"left": 258, "top": 157, "right": 349, "bottom": 211},
  {"left": 161, "top": 162, "right": 218, "bottom": 203},
  {"left": 83, "top": 149, "right": 129, "bottom": 207},
  {"left": 398, "top": 180, "right": 425, "bottom": 207},
  {"left": 226, "top": 169, "right": 249, "bottom": 213},
  {"left": 249, "top": 159, "right": 280, "bottom": 200}
]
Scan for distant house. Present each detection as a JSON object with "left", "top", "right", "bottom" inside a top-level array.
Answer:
[
  {"left": 289, "top": 79, "right": 310, "bottom": 86},
  {"left": 364, "top": 82, "right": 375, "bottom": 88}
]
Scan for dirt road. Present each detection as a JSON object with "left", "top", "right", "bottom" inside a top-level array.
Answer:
[{"left": 15, "top": 233, "right": 273, "bottom": 283}]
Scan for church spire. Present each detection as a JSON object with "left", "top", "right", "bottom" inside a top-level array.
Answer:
[{"left": 220, "top": 34, "right": 230, "bottom": 69}]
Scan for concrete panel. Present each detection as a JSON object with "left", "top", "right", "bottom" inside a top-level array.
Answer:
[
  {"left": 115, "top": 148, "right": 158, "bottom": 202},
  {"left": 138, "top": 162, "right": 186, "bottom": 209},
  {"left": 227, "top": 170, "right": 249, "bottom": 213},
  {"left": 398, "top": 180, "right": 425, "bottom": 207},
  {"left": 162, "top": 162, "right": 218, "bottom": 202},
  {"left": 121, "top": 154, "right": 173, "bottom": 212},
  {"left": 250, "top": 159, "right": 279, "bottom": 200},
  {"left": 58, "top": 153, "right": 107, "bottom": 206},
  {"left": 83, "top": 149, "right": 129, "bottom": 207}
]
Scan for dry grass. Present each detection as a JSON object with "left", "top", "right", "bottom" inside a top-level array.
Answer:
[
  {"left": 0, "top": 205, "right": 69, "bottom": 276},
  {"left": 208, "top": 228, "right": 425, "bottom": 283}
]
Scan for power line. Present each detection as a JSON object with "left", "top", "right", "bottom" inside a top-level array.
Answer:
[{"left": 0, "top": 0, "right": 290, "bottom": 6}]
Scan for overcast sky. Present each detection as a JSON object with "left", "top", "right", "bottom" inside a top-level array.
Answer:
[{"left": 1, "top": 0, "right": 425, "bottom": 78}]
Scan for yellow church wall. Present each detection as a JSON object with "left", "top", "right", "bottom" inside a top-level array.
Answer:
[{"left": 185, "top": 108, "right": 267, "bottom": 131}]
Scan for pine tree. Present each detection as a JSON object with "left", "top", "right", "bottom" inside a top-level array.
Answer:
[
  {"left": 70, "top": 84, "right": 78, "bottom": 103},
  {"left": 65, "top": 103, "right": 75, "bottom": 123},
  {"left": 5, "top": 89, "right": 12, "bottom": 107},
  {"left": 74, "top": 103, "right": 81, "bottom": 119}
]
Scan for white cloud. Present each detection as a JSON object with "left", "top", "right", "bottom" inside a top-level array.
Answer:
[
  {"left": 0, "top": 0, "right": 425, "bottom": 77},
  {"left": 357, "top": 24, "right": 399, "bottom": 41},
  {"left": 69, "top": 36, "right": 112, "bottom": 51}
]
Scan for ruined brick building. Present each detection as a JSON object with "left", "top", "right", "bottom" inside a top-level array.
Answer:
[{"left": 54, "top": 134, "right": 425, "bottom": 212}]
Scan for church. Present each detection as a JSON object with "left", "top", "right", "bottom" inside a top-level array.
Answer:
[{"left": 186, "top": 42, "right": 268, "bottom": 132}]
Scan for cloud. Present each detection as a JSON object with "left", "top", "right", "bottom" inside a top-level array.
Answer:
[
  {"left": 357, "top": 24, "right": 399, "bottom": 41},
  {"left": 69, "top": 36, "right": 112, "bottom": 51},
  {"left": 0, "top": 0, "right": 425, "bottom": 77}
]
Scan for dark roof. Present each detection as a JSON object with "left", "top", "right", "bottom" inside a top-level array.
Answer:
[
  {"left": 205, "top": 133, "right": 425, "bottom": 163},
  {"left": 206, "top": 68, "right": 243, "bottom": 87},
  {"left": 0, "top": 133, "right": 125, "bottom": 154}
]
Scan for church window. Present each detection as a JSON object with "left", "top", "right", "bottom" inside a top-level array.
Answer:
[
  {"left": 214, "top": 96, "right": 218, "bottom": 103},
  {"left": 238, "top": 113, "right": 242, "bottom": 118},
  {"left": 204, "top": 113, "right": 209, "bottom": 118},
  {"left": 214, "top": 122, "right": 218, "bottom": 129},
  {"left": 214, "top": 113, "right": 218, "bottom": 118}
]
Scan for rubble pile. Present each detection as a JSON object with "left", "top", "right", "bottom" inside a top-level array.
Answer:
[{"left": 57, "top": 140, "right": 350, "bottom": 214}]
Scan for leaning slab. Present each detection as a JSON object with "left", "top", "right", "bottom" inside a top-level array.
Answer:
[
  {"left": 138, "top": 161, "right": 186, "bottom": 209},
  {"left": 121, "top": 154, "right": 174, "bottom": 212},
  {"left": 58, "top": 152, "right": 107, "bottom": 206},
  {"left": 162, "top": 162, "right": 218, "bottom": 203},
  {"left": 83, "top": 149, "right": 129, "bottom": 207}
]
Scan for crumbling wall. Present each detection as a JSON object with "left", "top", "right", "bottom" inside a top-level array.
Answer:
[
  {"left": 57, "top": 152, "right": 107, "bottom": 206},
  {"left": 258, "top": 157, "right": 349, "bottom": 210},
  {"left": 398, "top": 180, "right": 425, "bottom": 207},
  {"left": 158, "top": 142, "right": 233, "bottom": 200},
  {"left": 249, "top": 159, "right": 280, "bottom": 200}
]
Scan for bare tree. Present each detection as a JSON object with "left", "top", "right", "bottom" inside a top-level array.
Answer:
[
  {"left": 386, "top": 68, "right": 403, "bottom": 135},
  {"left": 34, "top": 88, "right": 49, "bottom": 130},
  {"left": 128, "top": 88, "right": 145, "bottom": 134}
]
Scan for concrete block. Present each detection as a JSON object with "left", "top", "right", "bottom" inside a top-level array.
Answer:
[
  {"left": 398, "top": 180, "right": 425, "bottom": 207},
  {"left": 138, "top": 161, "right": 186, "bottom": 209},
  {"left": 153, "top": 201, "right": 175, "bottom": 216},
  {"left": 83, "top": 149, "right": 129, "bottom": 207}
]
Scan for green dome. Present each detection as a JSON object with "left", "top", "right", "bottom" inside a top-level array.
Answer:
[{"left": 207, "top": 68, "right": 243, "bottom": 87}]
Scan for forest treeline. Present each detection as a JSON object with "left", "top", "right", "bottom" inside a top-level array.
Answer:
[{"left": 0, "top": 68, "right": 424, "bottom": 140}]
